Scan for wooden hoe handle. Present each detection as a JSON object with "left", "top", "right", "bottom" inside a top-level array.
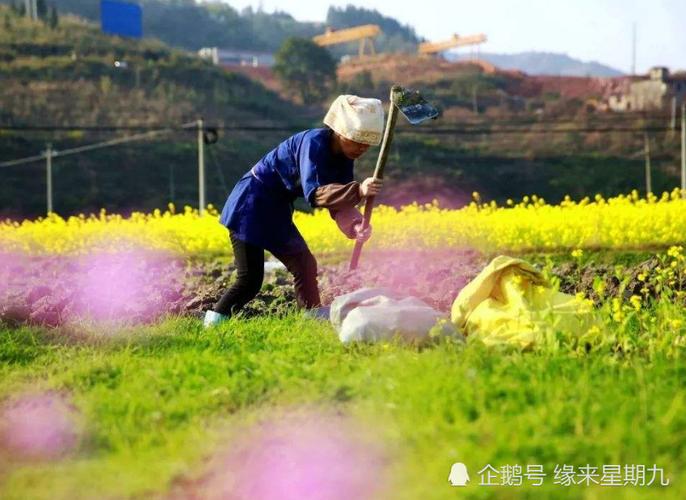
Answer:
[{"left": 349, "top": 86, "right": 402, "bottom": 271}]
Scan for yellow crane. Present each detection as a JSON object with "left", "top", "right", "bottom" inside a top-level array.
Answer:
[
  {"left": 313, "top": 24, "right": 382, "bottom": 58},
  {"left": 418, "top": 33, "right": 487, "bottom": 56}
]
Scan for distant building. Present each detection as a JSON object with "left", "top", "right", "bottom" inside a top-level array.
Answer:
[
  {"left": 198, "top": 47, "right": 274, "bottom": 68},
  {"left": 608, "top": 67, "right": 686, "bottom": 111}
]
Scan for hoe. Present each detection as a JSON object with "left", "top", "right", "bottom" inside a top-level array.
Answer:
[{"left": 349, "top": 85, "right": 439, "bottom": 270}]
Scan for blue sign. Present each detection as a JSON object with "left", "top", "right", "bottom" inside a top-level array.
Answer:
[{"left": 101, "top": 0, "right": 142, "bottom": 38}]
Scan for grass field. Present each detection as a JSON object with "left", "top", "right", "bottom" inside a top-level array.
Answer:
[
  {"left": 2, "top": 198, "right": 686, "bottom": 498},
  {"left": 1, "top": 305, "right": 684, "bottom": 499}
]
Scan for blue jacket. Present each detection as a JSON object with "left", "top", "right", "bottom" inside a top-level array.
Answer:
[{"left": 220, "top": 128, "right": 354, "bottom": 254}]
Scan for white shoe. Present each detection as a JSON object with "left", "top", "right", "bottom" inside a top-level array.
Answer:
[
  {"left": 204, "top": 310, "right": 228, "bottom": 328},
  {"left": 302, "top": 306, "right": 330, "bottom": 320}
]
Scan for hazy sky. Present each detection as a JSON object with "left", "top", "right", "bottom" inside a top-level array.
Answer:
[{"left": 222, "top": 0, "right": 685, "bottom": 74}]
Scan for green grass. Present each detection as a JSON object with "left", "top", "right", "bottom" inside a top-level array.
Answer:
[{"left": 1, "top": 311, "right": 684, "bottom": 499}]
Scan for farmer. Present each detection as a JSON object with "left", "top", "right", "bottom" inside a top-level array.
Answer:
[{"left": 204, "top": 95, "right": 385, "bottom": 327}]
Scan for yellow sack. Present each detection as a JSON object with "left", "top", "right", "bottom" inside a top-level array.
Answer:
[{"left": 451, "top": 255, "right": 598, "bottom": 349}]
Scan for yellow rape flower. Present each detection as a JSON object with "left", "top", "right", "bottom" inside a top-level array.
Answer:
[
  {"left": 1, "top": 189, "right": 686, "bottom": 257},
  {"left": 629, "top": 295, "right": 642, "bottom": 311}
]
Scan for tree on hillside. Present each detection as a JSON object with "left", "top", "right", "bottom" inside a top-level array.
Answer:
[
  {"left": 326, "top": 5, "right": 420, "bottom": 40},
  {"left": 48, "top": 3, "right": 58, "bottom": 29},
  {"left": 326, "top": 5, "right": 422, "bottom": 53},
  {"left": 273, "top": 37, "right": 337, "bottom": 104},
  {"left": 37, "top": 0, "right": 48, "bottom": 19},
  {"left": 45, "top": 0, "right": 321, "bottom": 52}
]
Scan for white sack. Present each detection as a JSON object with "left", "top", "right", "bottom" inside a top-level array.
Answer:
[{"left": 329, "top": 288, "right": 460, "bottom": 343}]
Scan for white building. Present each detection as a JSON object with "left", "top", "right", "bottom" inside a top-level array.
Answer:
[
  {"left": 198, "top": 47, "right": 274, "bottom": 68},
  {"left": 609, "top": 67, "right": 686, "bottom": 111}
]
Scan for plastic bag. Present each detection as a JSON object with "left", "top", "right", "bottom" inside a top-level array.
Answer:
[
  {"left": 451, "top": 255, "right": 600, "bottom": 349},
  {"left": 330, "top": 287, "right": 458, "bottom": 343}
]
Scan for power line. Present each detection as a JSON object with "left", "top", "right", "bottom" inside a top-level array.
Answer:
[
  {"left": 1, "top": 119, "right": 681, "bottom": 170},
  {"left": 0, "top": 122, "right": 197, "bottom": 168},
  {"left": 0, "top": 112, "right": 678, "bottom": 134},
  {"left": 0, "top": 124, "right": 309, "bottom": 133},
  {"left": 0, "top": 125, "right": 197, "bottom": 132},
  {"left": 397, "top": 125, "right": 680, "bottom": 135},
  {"left": 1, "top": 124, "right": 679, "bottom": 139}
]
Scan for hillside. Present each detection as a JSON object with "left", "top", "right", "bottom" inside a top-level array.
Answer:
[
  {"left": 6, "top": 0, "right": 420, "bottom": 55},
  {"left": 447, "top": 51, "right": 624, "bottom": 77},
  {"left": 1, "top": 7, "right": 682, "bottom": 219},
  {"left": 0, "top": 10, "right": 300, "bottom": 125},
  {"left": 336, "top": 53, "right": 631, "bottom": 114},
  {"left": 0, "top": 7, "right": 309, "bottom": 218},
  {"left": 325, "top": 4, "right": 422, "bottom": 55},
  {"left": 2, "top": 0, "right": 321, "bottom": 51},
  {"left": 335, "top": 53, "right": 680, "bottom": 207}
]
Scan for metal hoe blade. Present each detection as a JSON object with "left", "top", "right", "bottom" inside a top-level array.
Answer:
[{"left": 394, "top": 87, "right": 440, "bottom": 125}]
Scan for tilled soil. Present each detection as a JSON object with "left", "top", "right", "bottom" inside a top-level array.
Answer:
[
  {"left": 0, "top": 251, "right": 188, "bottom": 327},
  {"left": 181, "top": 251, "right": 681, "bottom": 316},
  {"left": 182, "top": 249, "right": 486, "bottom": 318},
  {"left": 1, "top": 250, "right": 679, "bottom": 327}
]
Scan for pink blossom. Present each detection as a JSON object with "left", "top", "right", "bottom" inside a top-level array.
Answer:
[
  {"left": 68, "top": 248, "right": 182, "bottom": 324},
  {"left": 0, "top": 392, "right": 81, "bottom": 460},
  {"left": 202, "top": 409, "right": 389, "bottom": 500},
  {"left": 0, "top": 247, "right": 185, "bottom": 327}
]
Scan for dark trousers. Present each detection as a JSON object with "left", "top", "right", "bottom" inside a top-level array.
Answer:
[{"left": 213, "top": 231, "right": 321, "bottom": 316}]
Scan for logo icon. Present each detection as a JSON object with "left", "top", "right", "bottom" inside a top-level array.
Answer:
[{"left": 449, "top": 462, "right": 470, "bottom": 486}]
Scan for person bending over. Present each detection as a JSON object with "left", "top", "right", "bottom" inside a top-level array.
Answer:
[{"left": 204, "top": 95, "right": 384, "bottom": 327}]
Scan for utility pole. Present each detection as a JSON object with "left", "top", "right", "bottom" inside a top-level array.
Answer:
[
  {"left": 671, "top": 96, "right": 677, "bottom": 136},
  {"left": 45, "top": 143, "right": 53, "bottom": 214},
  {"left": 681, "top": 102, "right": 685, "bottom": 199},
  {"left": 472, "top": 85, "right": 478, "bottom": 114},
  {"left": 197, "top": 118, "right": 206, "bottom": 214},
  {"left": 644, "top": 131, "right": 652, "bottom": 196}
]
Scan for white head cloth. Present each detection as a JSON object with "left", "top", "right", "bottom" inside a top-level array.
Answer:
[{"left": 323, "top": 95, "right": 384, "bottom": 146}]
